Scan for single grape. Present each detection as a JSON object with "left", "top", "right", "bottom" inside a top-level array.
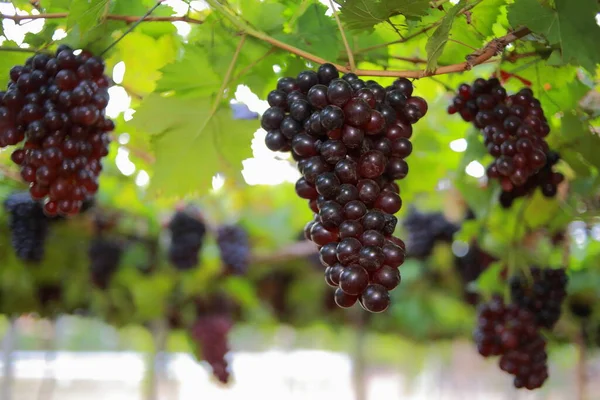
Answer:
[
  {"left": 372, "top": 265, "right": 401, "bottom": 290},
  {"left": 339, "top": 265, "right": 369, "bottom": 295},
  {"left": 336, "top": 237, "right": 362, "bottom": 265},
  {"left": 334, "top": 288, "right": 358, "bottom": 308},
  {"left": 360, "top": 284, "right": 390, "bottom": 313},
  {"left": 319, "top": 242, "right": 338, "bottom": 267}
]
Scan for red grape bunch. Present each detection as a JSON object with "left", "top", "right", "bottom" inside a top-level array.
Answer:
[
  {"left": 475, "top": 296, "right": 549, "bottom": 390},
  {"left": 190, "top": 313, "right": 233, "bottom": 384},
  {"left": 447, "top": 78, "right": 563, "bottom": 207},
  {"left": 0, "top": 44, "right": 114, "bottom": 217},
  {"left": 261, "top": 63, "right": 428, "bottom": 313}
]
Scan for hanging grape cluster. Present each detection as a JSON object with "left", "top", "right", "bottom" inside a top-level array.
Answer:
[
  {"left": 447, "top": 78, "right": 563, "bottom": 207},
  {"left": 191, "top": 314, "right": 233, "bottom": 384},
  {"left": 167, "top": 210, "right": 207, "bottom": 271},
  {"left": 88, "top": 236, "right": 123, "bottom": 290},
  {"left": 474, "top": 267, "right": 568, "bottom": 390},
  {"left": 509, "top": 267, "right": 568, "bottom": 329},
  {"left": 3, "top": 191, "right": 50, "bottom": 263},
  {"left": 262, "top": 63, "right": 427, "bottom": 313},
  {"left": 402, "top": 207, "right": 459, "bottom": 259},
  {"left": 475, "top": 296, "right": 549, "bottom": 390},
  {"left": 0, "top": 45, "right": 114, "bottom": 217},
  {"left": 216, "top": 224, "right": 251, "bottom": 275}
]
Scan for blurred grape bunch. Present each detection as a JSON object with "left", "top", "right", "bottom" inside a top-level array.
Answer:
[
  {"left": 4, "top": 191, "right": 51, "bottom": 263},
  {"left": 167, "top": 209, "right": 207, "bottom": 271},
  {"left": 402, "top": 207, "right": 459, "bottom": 259},
  {"left": 217, "top": 224, "right": 251, "bottom": 275}
]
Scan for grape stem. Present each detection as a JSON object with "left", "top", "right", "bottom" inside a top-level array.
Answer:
[{"left": 328, "top": 0, "right": 356, "bottom": 72}]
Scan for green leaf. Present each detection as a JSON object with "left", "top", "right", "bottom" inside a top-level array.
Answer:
[
  {"left": 559, "top": 113, "right": 600, "bottom": 171},
  {"left": 23, "top": 23, "right": 59, "bottom": 48},
  {"left": 107, "top": 32, "right": 178, "bottom": 95},
  {"left": 239, "top": 0, "right": 286, "bottom": 34},
  {"left": 130, "top": 95, "right": 256, "bottom": 197},
  {"left": 470, "top": 0, "right": 506, "bottom": 38},
  {"left": 508, "top": 0, "right": 600, "bottom": 73},
  {"left": 335, "top": 0, "right": 430, "bottom": 32},
  {"left": 45, "top": 0, "right": 73, "bottom": 11},
  {"left": 425, "top": 0, "right": 467, "bottom": 72},
  {"left": 507, "top": 0, "right": 558, "bottom": 41},
  {"left": 66, "top": 0, "right": 109, "bottom": 38},
  {"left": 154, "top": 45, "right": 221, "bottom": 95},
  {"left": 273, "top": 4, "right": 343, "bottom": 61}
]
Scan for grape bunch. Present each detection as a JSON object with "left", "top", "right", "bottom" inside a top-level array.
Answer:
[
  {"left": 499, "top": 150, "right": 564, "bottom": 208},
  {"left": 402, "top": 208, "right": 459, "bottom": 259},
  {"left": 167, "top": 211, "right": 206, "bottom": 271},
  {"left": 474, "top": 296, "right": 549, "bottom": 390},
  {"left": 4, "top": 191, "right": 50, "bottom": 263},
  {"left": 0, "top": 45, "right": 114, "bottom": 217},
  {"left": 88, "top": 236, "right": 123, "bottom": 290},
  {"left": 509, "top": 267, "right": 568, "bottom": 329},
  {"left": 448, "top": 79, "right": 563, "bottom": 204},
  {"left": 262, "top": 63, "right": 427, "bottom": 312},
  {"left": 216, "top": 224, "right": 250, "bottom": 275},
  {"left": 190, "top": 314, "right": 233, "bottom": 384}
]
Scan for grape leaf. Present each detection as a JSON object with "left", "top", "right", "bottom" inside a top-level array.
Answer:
[
  {"left": 470, "top": 0, "right": 506, "bottom": 38},
  {"left": 507, "top": 0, "right": 558, "bottom": 41},
  {"left": 273, "top": 4, "right": 343, "bottom": 61},
  {"left": 45, "top": 0, "right": 73, "bottom": 11},
  {"left": 239, "top": 0, "right": 286, "bottom": 34},
  {"left": 335, "top": 0, "right": 430, "bottom": 32},
  {"left": 154, "top": 45, "right": 221, "bottom": 95},
  {"left": 107, "top": 32, "right": 178, "bottom": 95},
  {"left": 425, "top": 0, "right": 467, "bottom": 72},
  {"left": 559, "top": 113, "right": 600, "bottom": 172},
  {"left": 508, "top": 0, "right": 600, "bottom": 73},
  {"left": 66, "top": 0, "right": 110, "bottom": 38},
  {"left": 130, "top": 95, "right": 256, "bottom": 197}
]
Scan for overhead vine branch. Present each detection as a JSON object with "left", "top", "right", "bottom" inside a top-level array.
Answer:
[
  {"left": 0, "top": 12, "right": 204, "bottom": 24},
  {"left": 0, "top": 6, "right": 531, "bottom": 78}
]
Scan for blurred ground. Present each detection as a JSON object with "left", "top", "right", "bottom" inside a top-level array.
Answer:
[{"left": 1, "top": 341, "right": 596, "bottom": 400}]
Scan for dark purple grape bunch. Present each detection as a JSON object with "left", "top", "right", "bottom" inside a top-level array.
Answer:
[
  {"left": 167, "top": 210, "right": 206, "bottom": 271},
  {"left": 217, "top": 224, "right": 250, "bottom": 275},
  {"left": 4, "top": 191, "right": 50, "bottom": 263},
  {"left": 262, "top": 64, "right": 428, "bottom": 313},
  {"left": 474, "top": 295, "right": 549, "bottom": 390},
  {"left": 88, "top": 236, "right": 123, "bottom": 290},
  {"left": 190, "top": 313, "right": 233, "bottom": 384},
  {"left": 402, "top": 208, "right": 459, "bottom": 259},
  {"left": 0, "top": 44, "right": 114, "bottom": 217},
  {"left": 448, "top": 79, "right": 560, "bottom": 198},
  {"left": 499, "top": 150, "right": 564, "bottom": 208},
  {"left": 509, "top": 267, "right": 568, "bottom": 329}
]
